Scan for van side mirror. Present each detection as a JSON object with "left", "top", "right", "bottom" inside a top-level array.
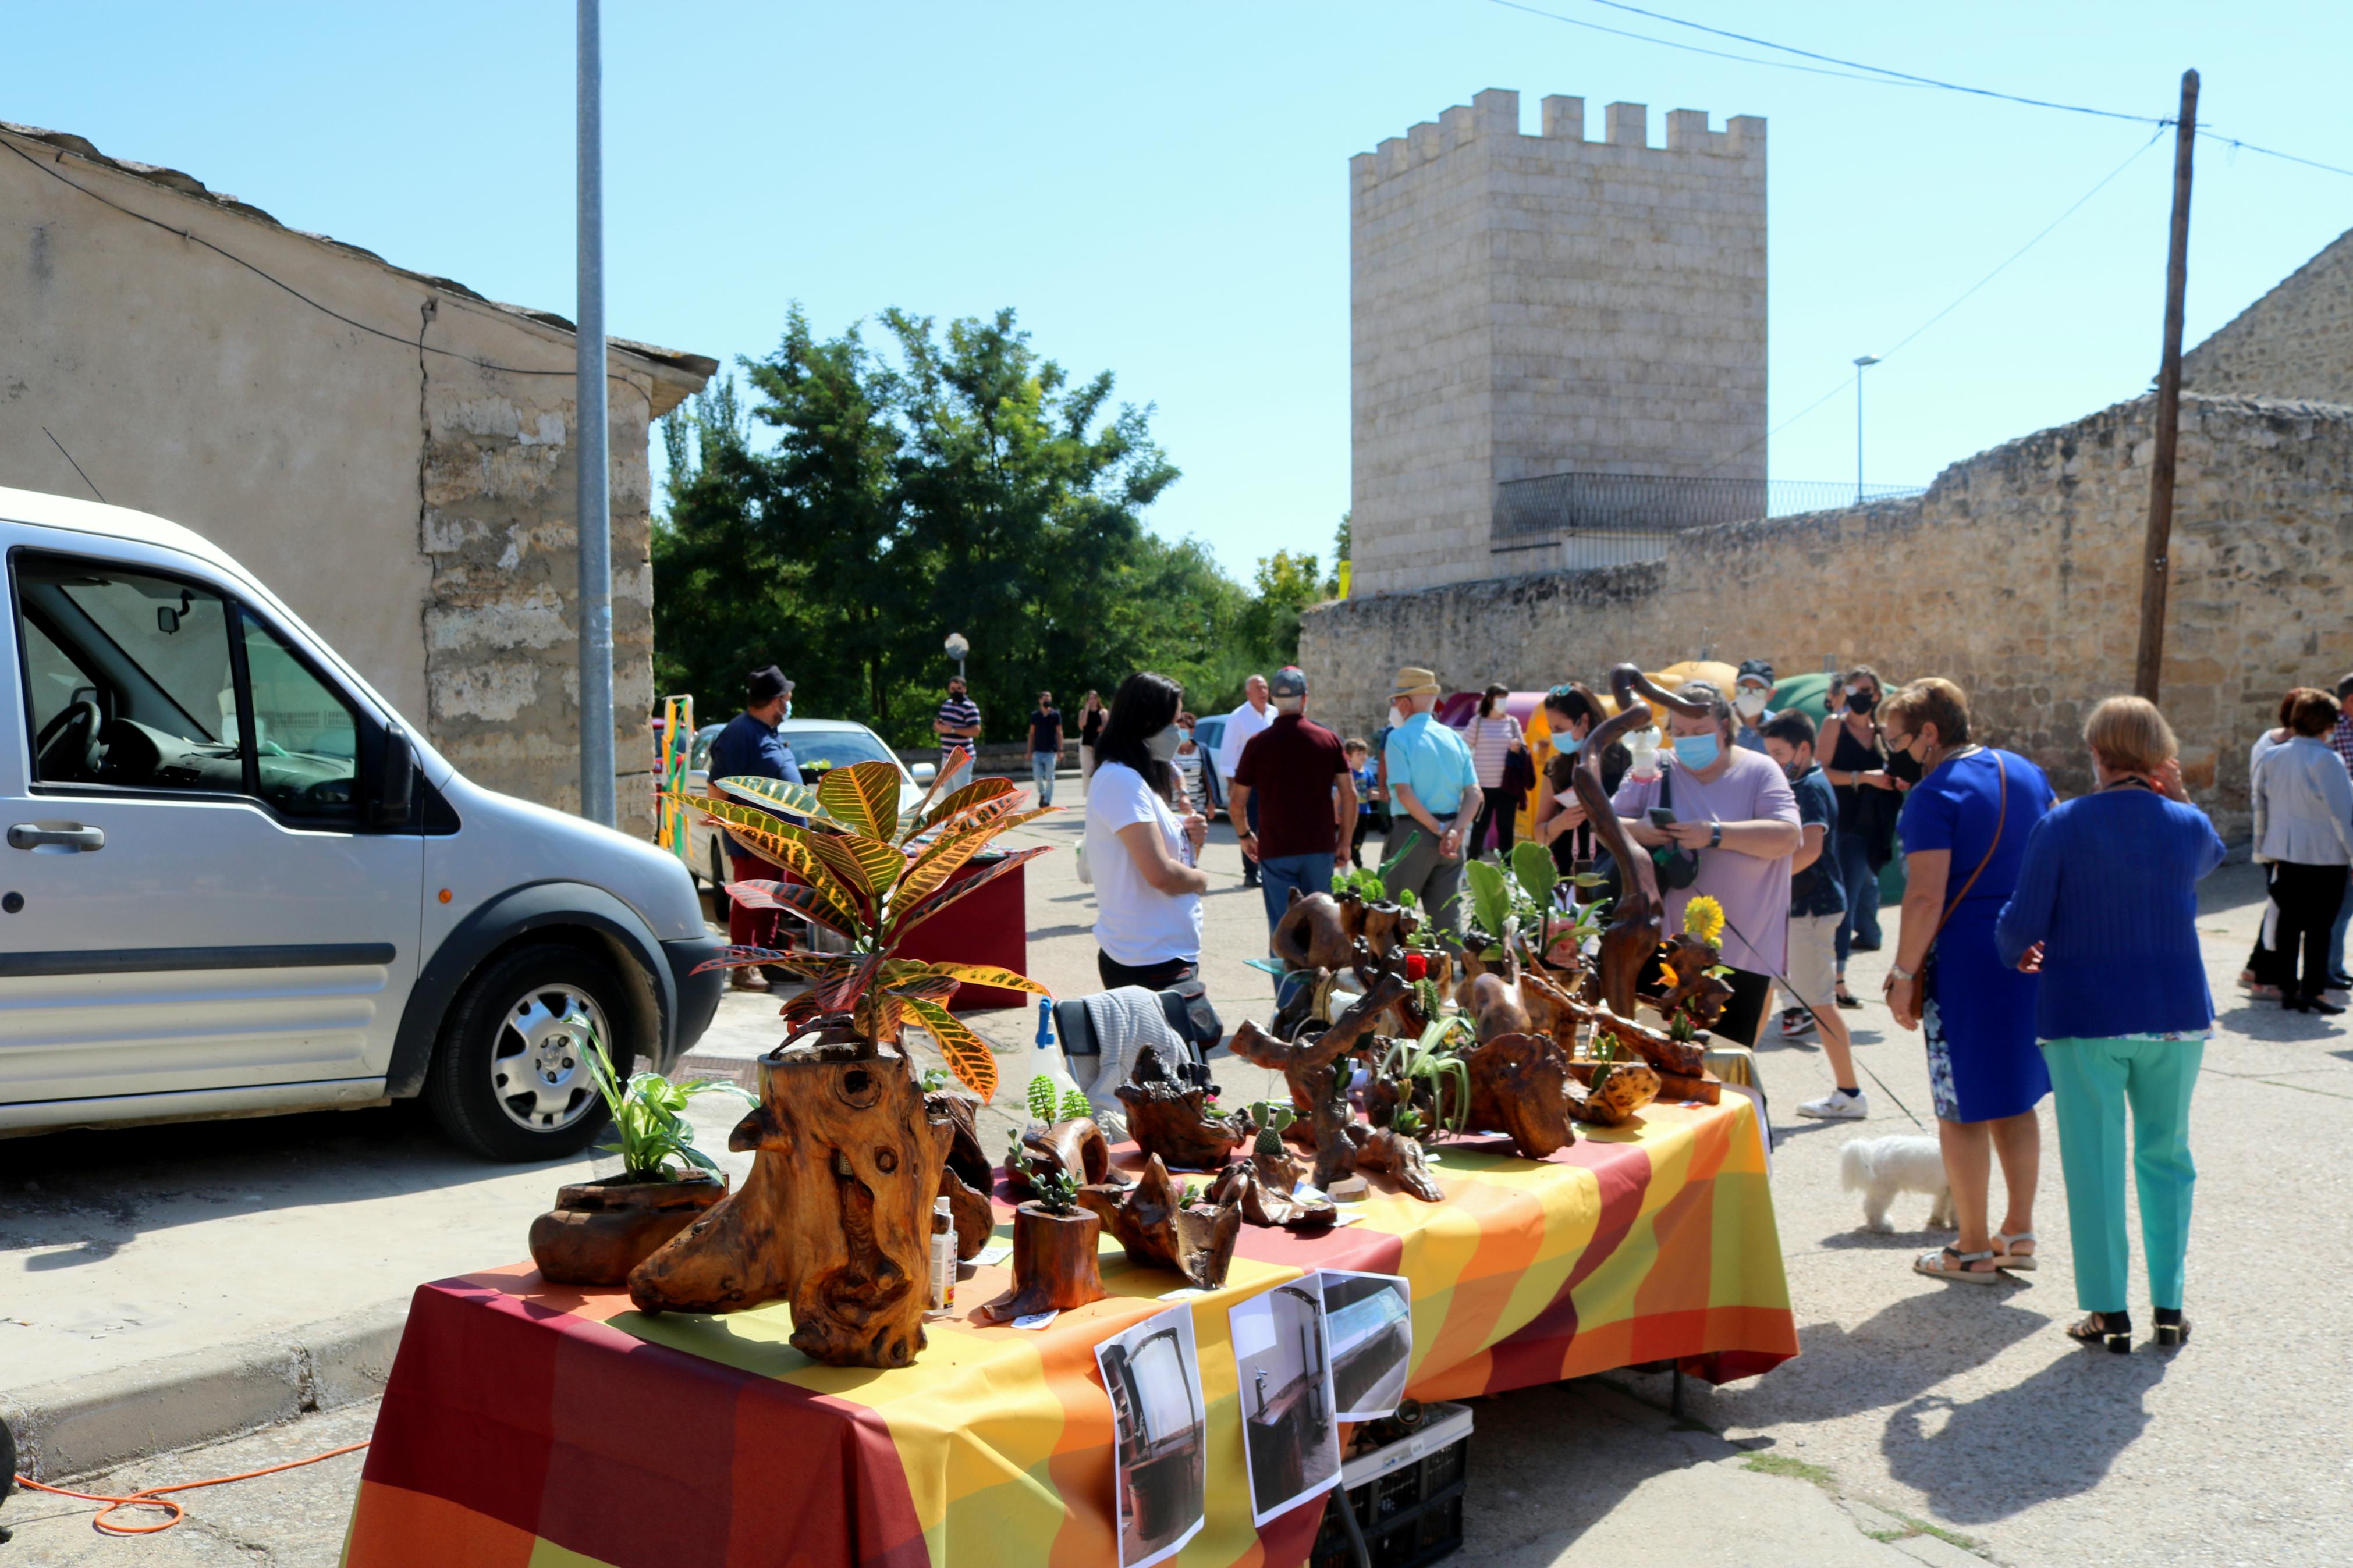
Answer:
[{"left": 373, "top": 723, "right": 416, "bottom": 826}]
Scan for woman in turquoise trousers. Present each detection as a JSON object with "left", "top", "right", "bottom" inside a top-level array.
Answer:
[{"left": 1996, "top": 696, "right": 2223, "bottom": 1352}]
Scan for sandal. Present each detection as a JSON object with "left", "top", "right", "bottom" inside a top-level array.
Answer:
[
  {"left": 1834, "top": 986, "right": 1862, "bottom": 1010},
  {"left": 2153, "top": 1309, "right": 2191, "bottom": 1349},
  {"left": 1992, "top": 1231, "right": 2038, "bottom": 1271},
  {"left": 2068, "top": 1311, "right": 2132, "bottom": 1353},
  {"left": 1914, "top": 1246, "right": 2003, "bottom": 1285}
]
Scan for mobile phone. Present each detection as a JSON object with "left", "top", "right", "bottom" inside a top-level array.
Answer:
[{"left": 1646, "top": 807, "right": 1678, "bottom": 830}]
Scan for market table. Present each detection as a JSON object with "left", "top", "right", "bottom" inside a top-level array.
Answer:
[{"left": 343, "top": 1096, "right": 1795, "bottom": 1568}]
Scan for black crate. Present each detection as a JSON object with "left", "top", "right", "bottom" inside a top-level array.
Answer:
[{"left": 1308, "top": 1403, "right": 1471, "bottom": 1568}]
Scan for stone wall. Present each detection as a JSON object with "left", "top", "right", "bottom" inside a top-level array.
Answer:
[
  {"left": 1301, "top": 393, "right": 2353, "bottom": 841},
  {"left": 2182, "top": 227, "right": 2353, "bottom": 406},
  {"left": 1350, "top": 88, "right": 1766, "bottom": 596}
]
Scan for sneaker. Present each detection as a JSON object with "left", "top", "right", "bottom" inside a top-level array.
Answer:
[
  {"left": 1779, "top": 1008, "right": 1817, "bottom": 1040},
  {"left": 1796, "top": 1088, "right": 1869, "bottom": 1119}
]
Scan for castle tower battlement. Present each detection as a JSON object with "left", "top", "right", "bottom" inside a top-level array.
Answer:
[{"left": 1350, "top": 87, "right": 1767, "bottom": 596}]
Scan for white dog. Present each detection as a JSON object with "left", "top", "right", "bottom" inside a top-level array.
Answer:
[{"left": 1840, "top": 1135, "right": 1955, "bottom": 1233}]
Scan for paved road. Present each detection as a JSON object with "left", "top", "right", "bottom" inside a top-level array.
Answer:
[{"left": 5, "top": 782, "right": 2348, "bottom": 1565}]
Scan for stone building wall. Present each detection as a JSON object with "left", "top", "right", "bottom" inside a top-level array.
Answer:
[
  {"left": 0, "top": 122, "right": 709, "bottom": 839},
  {"left": 1350, "top": 88, "right": 1766, "bottom": 596},
  {"left": 2182, "top": 227, "right": 2353, "bottom": 406},
  {"left": 1302, "top": 393, "right": 2353, "bottom": 841}
]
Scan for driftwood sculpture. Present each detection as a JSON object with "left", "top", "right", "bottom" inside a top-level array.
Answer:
[
  {"left": 1117, "top": 1044, "right": 1247, "bottom": 1170},
  {"left": 941, "top": 1168, "right": 996, "bottom": 1261},
  {"left": 1455, "top": 947, "right": 1533, "bottom": 1043},
  {"left": 929, "top": 1091, "right": 995, "bottom": 1196},
  {"left": 1227, "top": 974, "right": 1409, "bottom": 1190},
  {"left": 1650, "top": 932, "right": 1733, "bottom": 1032},
  {"left": 1566, "top": 1059, "right": 1663, "bottom": 1126},
  {"left": 1077, "top": 1155, "right": 1243, "bottom": 1290},
  {"left": 1271, "top": 888, "right": 1421, "bottom": 982},
  {"left": 1005, "top": 1117, "right": 1126, "bottom": 1196},
  {"left": 1576, "top": 665, "right": 1717, "bottom": 1018},
  {"left": 1208, "top": 1159, "right": 1337, "bottom": 1228},
  {"left": 1357, "top": 1125, "right": 1444, "bottom": 1201},
  {"left": 977, "top": 1201, "right": 1107, "bottom": 1323},
  {"left": 1461, "top": 1030, "right": 1576, "bottom": 1159},
  {"left": 630, "top": 1044, "right": 948, "bottom": 1370}
]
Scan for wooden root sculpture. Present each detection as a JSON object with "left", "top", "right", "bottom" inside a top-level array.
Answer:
[
  {"left": 1227, "top": 973, "right": 1409, "bottom": 1191},
  {"left": 1650, "top": 932, "right": 1733, "bottom": 1032},
  {"left": 1539, "top": 981, "right": 1709, "bottom": 1079},
  {"left": 977, "top": 1203, "right": 1106, "bottom": 1323},
  {"left": 1357, "top": 1126, "right": 1443, "bottom": 1201},
  {"left": 630, "top": 1047, "right": 947, "bottom": 1370},
  {"left": 1208, "top": 1160, "right": 1336, "bottom": 1229},
  {"left": 1077, "top": 1155, "right": 1243, "bottom": 1290},
  {"left": 1271, "top": 888, "right": 1419, "bottom": 984},
  {"left": 928, "top": 1091, "right": 995, "bottom": 1195},
  {"left": 1461, "top": 1030, "right": 1575, "bottom": 1159},
  {"left": 1456, "top": 946, "right": 1533, "bottom": 1043},
  {"left": 1577, "top": 664, "right": 1717, "bottom": 1018},
  {"left": 1005, "top": 1117, "right": 1126, "bottom": 1196},
  {"left": 1117, "top": 1045, "right": 1247, "bottom": 1171},
  {"left": 941, "top": 1168, "right": 996, "bottom": 1261},
  {"left": 1566, "top": 1059, "right": 1662, "bottom": 1126}
]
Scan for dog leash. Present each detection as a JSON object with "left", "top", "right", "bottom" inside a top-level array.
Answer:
[{"left": 1712, "top": 904, "right": 1925, "bottom": 1129}]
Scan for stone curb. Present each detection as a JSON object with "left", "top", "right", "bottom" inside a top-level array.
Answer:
[{"left": 0, "top": 1297, "right": 408, "bottom": 1482}]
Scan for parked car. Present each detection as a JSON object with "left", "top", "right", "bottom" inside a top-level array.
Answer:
[
  {"left": 1188, "top": 713, "right": 1230, "bottom": 817},
  {"left": 686, "top": 717, "right": 934, "bottom": 905},
  {"left": 0, "top": 486, "right": 724, "bottom": 1161}
]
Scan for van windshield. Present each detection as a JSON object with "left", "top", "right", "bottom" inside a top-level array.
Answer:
[{"left": 786, "top": 728, "right": 900, "bottom": 777}]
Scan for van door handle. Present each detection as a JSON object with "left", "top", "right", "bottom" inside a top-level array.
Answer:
[{"left": 9, "top": 823, "right": 105, "bottom": 851}]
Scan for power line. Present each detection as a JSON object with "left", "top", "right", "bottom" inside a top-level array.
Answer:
[
  {"left": 1482, "top": 0, "right": 1923, "bottom": 90},
  {"left": 1705, "top": 128, "right": 2169, "bottom": 474},
  {"left": 1, "top": 135, "right": 640, "bottom": 383},
  {"left": 2196, "top": 130, "right": 2353, "bottom": 180}
]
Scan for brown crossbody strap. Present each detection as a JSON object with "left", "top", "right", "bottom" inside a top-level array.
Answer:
[{"left": 1931, "top": 751, "right": 2008, "bottom": 945}]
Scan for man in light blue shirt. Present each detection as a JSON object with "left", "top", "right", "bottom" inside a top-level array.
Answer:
[{"left": 1380, "top": 666, "right": 1478, "bottom": 933}]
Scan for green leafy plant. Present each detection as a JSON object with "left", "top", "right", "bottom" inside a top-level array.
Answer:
[
  {"left": 1058, "top": 1086, "right": 1092, "bottom": 1123},
  {"left": 1332, "top": 863, "right": 1387, "bottom": 903},
  {"left": 1021, "top": 1159, "right": 1081, "bottom": 1215},
  {"left": 918, "top": 1066, "right": 949, "bottom": 1094},
  {"left": 1379, "top": 1015, "right": 1476, "bottom": 1135},
  {"left": 678, "top": 761, "right": 1057, "bottom": 1100},
  {"left": 583, "top": 1036, "right": 751, "bottom": 1181},
  {"left": 1592, "top": 1030, "right": 1623, "bottom": 1063},
  {"left": 1390, "top": 1103, "right": 1425, "bottom": 1140},
  {"left": 1027, "top": 1074, "right": 1060, "bottom": 1126},
  {"left": 1178, "top": 1179, "right": 1205, "bottom": 1208}
]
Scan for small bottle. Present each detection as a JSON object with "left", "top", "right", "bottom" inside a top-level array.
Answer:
[{"left": 927, "top": 1196, "right": 956, "bottom": 1316}]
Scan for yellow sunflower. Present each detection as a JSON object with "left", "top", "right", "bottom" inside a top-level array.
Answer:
[{"left": 1684, "top": 894, "right": 1726, "bottom": 945}]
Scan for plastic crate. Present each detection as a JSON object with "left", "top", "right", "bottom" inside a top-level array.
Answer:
[{"left": 1309, "top": 1402, "right": 1472, "bottom": 1568}]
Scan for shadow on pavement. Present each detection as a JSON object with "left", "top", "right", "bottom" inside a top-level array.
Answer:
[{"left": 1710, "top": 1292, "right": 2049, "bottom": 1432}]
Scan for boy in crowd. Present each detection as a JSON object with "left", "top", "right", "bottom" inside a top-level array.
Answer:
[
  {"left": 1758, "top": 709, "right": 1868, "bottom": 1118},
  {"left": 1344, "top": 738, "right": 1378, "bottom": 869}
]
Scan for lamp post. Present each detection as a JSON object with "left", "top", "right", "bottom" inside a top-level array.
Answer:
[
  {"left": 1851, "top": 355, "right": 1882, "bottom": 506},
  {"left": 944, "top": 632, "right": 968, "bottom": 682},
  {"left": 574, "top": 0, "right": 613, "bottom": 827}
]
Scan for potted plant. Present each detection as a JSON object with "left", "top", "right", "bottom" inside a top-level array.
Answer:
[
  {"left": 977, "top": 1155, "right": 1106, "bottom": 1322},
  {"left": 527, "top": 1037, "right": 748, "bottom": 1287},
  {"left": 627, "top": 762, "right": 1054, "bottom": 1369}
]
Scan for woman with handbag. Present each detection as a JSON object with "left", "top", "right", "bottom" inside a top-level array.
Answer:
[
  {"left": 1880, "top": 678, "right": 2058, "bottom": 1285},
  {"left": 1468, "top": 684, "right": 1532, "bottom": 855}
]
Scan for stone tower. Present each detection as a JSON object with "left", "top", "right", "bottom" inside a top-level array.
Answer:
[{"left": 1349, "top": 88, "right": 1767, "bottom": 595}]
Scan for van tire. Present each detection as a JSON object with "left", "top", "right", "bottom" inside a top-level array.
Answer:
[{"left": 425, "top": 943, "right": 620, "bottom": 1162}]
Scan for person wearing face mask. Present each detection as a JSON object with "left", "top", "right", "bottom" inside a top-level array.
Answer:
[
  {"left": 707, "top": 665, "right": 804, "bottom": 992},
  {"left": 1758, "top": 710, "right": 1865, "bottom": 1115},
  {"left": 1534, "top": 682, "right": 1628, "bottom": 883},
  {"left": 1382, "top": 667, "right": 1480, "bottom": 934},
  {"left": 1879, "top": 677, "right": 2057, "bottom": 1285},
  {"left": 1731, "top": 659, "right": 1777, "bottom": 752},
  {"left": 1613, "top": 681, "right": 1802, "bottom": 1047},
  {"left": 1084, "top": 671, "right": 1212, "bottom": 990},
  {"left": 1216, "top": 674, "right": 1276, "bottom": 889},
  {"left": 1170, "top": 711, "right": 1205, "bottom": 809},
  {"left": 1822, "top": 664, "right": 1900, "bottom": 1006},
  {"left": 1228, "top": 666, "right": 1354, "bottom": 936}
]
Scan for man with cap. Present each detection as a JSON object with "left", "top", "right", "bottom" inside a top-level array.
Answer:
[
  {"left": 707, "top": 666, "right": 804, "bottom": 991},
  {"left": 1215, "top": 673, "right": 1275, "bottom": 888},
  {"left": 1381, "top": 667, "right": 1478, "bottom": 934},
  {"left": 1227, "top": 666, "right": 1355, "bottom": 936},
  {"left": 1733, "top": 659, "right": 1777, "bottom": 753}
]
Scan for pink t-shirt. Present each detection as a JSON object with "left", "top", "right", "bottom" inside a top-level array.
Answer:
[{"left": 1613, "top": 746, "right": 1799, "bottom": 977}]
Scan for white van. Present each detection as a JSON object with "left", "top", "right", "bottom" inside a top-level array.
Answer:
[{"left": 0, "top": 486, "right": 723, "bottom": 1160}]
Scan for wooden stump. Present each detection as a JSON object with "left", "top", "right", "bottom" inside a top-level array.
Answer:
[
  {"left": 1077, "top": 1155, "right": 1243, "bottom": 1290},
  {"left": 1461, "top": 1031, "right": 1575, "bottom": 1160},
  {"left": 530, "top": 1173, "right": 727, "bottom": 1288},
  {"left": 629, "top": 1046, "right": 947, "bottom": 1370},
  {"left": 975, "top": 1204, "right": 1106, "bottom": 1322}
]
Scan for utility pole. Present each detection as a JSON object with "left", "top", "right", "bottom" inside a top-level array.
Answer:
[
  {"left": 1851, "top": 355, "right": 1881, "bottom": 505},
  {"left": 575, "top": 0, "right": 615, "bottom": 827},
  {"left": 2134, "top": 70, "right": 2199, "bottom": 703}
]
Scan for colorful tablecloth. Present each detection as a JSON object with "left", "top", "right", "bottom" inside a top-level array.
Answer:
[{"left": 343, "top": 1097, "right": 1794, "bottom": 1568}]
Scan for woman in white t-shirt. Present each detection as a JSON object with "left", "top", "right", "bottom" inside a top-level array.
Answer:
[
  {"left": 1468, "top": 683, "right": 1528, "bottom": 856},
  {"left": 1085, "top": 672, "right": 1211, "bottom": 989}
]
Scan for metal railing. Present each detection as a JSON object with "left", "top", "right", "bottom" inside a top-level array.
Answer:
[{"left": 1493, "top": 472, "right": 1926, "bottom": 570}]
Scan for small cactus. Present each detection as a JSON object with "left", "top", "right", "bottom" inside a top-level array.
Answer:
[
  {"left": 1057, "top": 1086, "right": 1092, "bottom": 1123},
  {"left": 1025, "top": 1075, "right": 1058, "bottom": 1125},
  {"left": 1255, "top": 1124, "right": 1286, "bottom": 1159},
  {"left": 1027, "top": 1165, "right": 1080, "bottom": 1215}
]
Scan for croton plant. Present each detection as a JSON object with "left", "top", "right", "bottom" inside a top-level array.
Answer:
[{"left": 679, "top": 760, "right": 1052, "bottom": 1101}]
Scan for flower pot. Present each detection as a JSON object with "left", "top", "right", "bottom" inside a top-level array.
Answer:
[
  {"left": 529, "top": 1172, "right": 727, "bottom": 1288},
  {"left": 975, "top": 1202, "right": 1106, "bottom": 1322}
]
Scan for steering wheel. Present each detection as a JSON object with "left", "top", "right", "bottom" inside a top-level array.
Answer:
[{"left": 35, "top": 699, "right": 102, "bottom": 781}]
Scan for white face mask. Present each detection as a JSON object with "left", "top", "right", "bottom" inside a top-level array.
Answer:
[
  {"left": 1389, "top": 705, "right": 1409, "bottom": 730},
  {"left": 1145, "top": 724, "right": 1182, "bottom": 763},
  {"left": 1734, "top": 690, "right": 1768, "bottom": 719}
]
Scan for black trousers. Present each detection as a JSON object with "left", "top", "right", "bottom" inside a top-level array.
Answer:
[
  {"left": 1471, "top": 785, "right": 1518, "bottom": 856},
  {"left": 1349, "top": 814, "right": 1372, "bottom": 867},
  {"left": 1712, "top": 968, "right": 1775, "bottom": 1049},
  {"left": 1097, "top": 951, "right": 1199, "bottom": 991},
  {"left": 1241, "top": 792, "right": 1261, "bottom": 885},
  {"left": 2270, "top": 861, "right": 2348, "bottom": 999}
]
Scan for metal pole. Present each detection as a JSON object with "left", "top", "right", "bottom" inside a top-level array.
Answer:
[
  {"left": 2134, "top": 70, "right": 2199, "bottom": 704},
  {"left": 1851, "top": 355, "right": 1880, "bottom": 506},
  {"left": 575, "top": 0, "right": 615, "bottom": 827}
]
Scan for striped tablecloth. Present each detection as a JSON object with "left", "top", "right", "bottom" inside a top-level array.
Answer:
[{"left": 343, "top": 1097, "right": 1794, "bottom": 1568}]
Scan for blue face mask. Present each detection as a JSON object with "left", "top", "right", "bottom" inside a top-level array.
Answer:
[
  {"left": 1555, "top": 733, "right": 1585, "bottom": 756},
  {"left": 1673, "top": 733, "right": 1721, "bottom": 771}
]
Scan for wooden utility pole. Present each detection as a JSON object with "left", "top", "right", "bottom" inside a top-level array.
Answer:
[{"left": 2134, "top": 70, "right": 2199, "bottom": 702}]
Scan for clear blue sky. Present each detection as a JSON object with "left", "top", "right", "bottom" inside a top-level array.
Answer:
[{"left": 7, "top": 2, "right": 2348, "bottom": 579}]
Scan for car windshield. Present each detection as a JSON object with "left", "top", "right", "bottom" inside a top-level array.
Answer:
[
  {"left": 690, "top": 724, "right": 721, "bottom": 773},
  {"left": 787, "top": 728, "right": 900, "bottom": 777}
]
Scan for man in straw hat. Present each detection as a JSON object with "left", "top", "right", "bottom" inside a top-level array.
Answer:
[{"left": 1380, "top": 666, "right": 1478, "bottom": 934}]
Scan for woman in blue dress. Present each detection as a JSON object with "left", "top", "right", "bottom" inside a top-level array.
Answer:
[{"left": 1879, "top": 679, "right": 2057, "bottom": 1285}]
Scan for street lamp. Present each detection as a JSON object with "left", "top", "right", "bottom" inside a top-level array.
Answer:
[
  {"left": 944, "top": 631, "right": 968, "bottom": 681},
  {"left": 1852, "top": 355, "right": 1882, "bottom": 506}
]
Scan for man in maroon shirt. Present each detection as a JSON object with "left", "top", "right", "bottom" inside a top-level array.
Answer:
[{"left": 1229, "top": 666, "right": 1357, "bottom": 938}]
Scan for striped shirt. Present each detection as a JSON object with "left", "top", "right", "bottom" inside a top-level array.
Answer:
[
  {"left": 1468, "top": 712, "right": 1522, "bottom": 789},
  {"left": 936, "top": 693, "right": 981, "bottom": 759},
  {"left": 2332, "top": 712, "right": 2353, "bottom": 778}
]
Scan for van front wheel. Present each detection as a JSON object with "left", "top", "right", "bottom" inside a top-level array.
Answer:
[{"left": 425, "top": 943, "right": 620, "bottom": 1162}]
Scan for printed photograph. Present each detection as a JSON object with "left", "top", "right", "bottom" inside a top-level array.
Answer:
[
  {"left": 1318, "top": 1270, "right": 1412, "bottom": 1420},
  {"left": 1095, "top": 1306, "right": 1208, "bottom": 1568},
  {"left": 1229, "top": 1276, "right": 1341, "bottom": 1526}
]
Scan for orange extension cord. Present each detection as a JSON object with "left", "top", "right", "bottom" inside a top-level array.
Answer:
[{"left": 12, "top": 1441, "right": 371, "bottom": 1535}]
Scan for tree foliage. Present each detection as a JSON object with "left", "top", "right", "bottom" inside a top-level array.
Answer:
[{"left": 654, "top": 307, "right": 1332, "bottom": 743}]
